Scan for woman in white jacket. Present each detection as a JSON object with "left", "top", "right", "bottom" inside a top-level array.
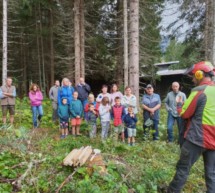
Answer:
[
  {"left": 121, "top": 86, "right": 138, "bottom": 114},
  {"left": 98, "top": 96, "right": 111, "bottom": 140}
]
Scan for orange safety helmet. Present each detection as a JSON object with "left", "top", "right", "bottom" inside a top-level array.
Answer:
[{"left": 186, "top": 61, "right": 215, "bottom": 80}]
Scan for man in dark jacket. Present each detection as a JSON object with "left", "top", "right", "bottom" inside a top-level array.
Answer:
[
  {"left": 75, "top": 77, "right": 91, "bottom": 109},
  {"left": 168, "top": 61, "right": 215, "bottom": 193}
]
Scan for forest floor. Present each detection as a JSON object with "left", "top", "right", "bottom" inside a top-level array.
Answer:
[{"left": 0, "top": 99, "right": 206, "bottom": 193}]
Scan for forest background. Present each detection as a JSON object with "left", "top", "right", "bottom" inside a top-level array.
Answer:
[{"left": 1, "top": 0, "right": 215, "bottom": 98}]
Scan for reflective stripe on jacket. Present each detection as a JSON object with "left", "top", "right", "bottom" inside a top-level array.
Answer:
[{"left": 180, "top": 81, "right": 215, "bottom": 149}]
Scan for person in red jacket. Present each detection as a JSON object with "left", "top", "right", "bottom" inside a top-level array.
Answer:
[
  {"left": 168, "top": 61, "right": 215, "bottom": 193},
  {"left": 84, "top": 93, "right": 99, "bottom": 117},
  {"left": 111, "top": 97, "right": 126, "bottom": 142}
]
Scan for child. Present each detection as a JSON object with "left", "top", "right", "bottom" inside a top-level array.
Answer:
[
  {"left": 110, "top": 84, "right": 123, "bottom": 106},
  {"left": 96, "top": 85, "right": 111, "bottom": 104},
  {"left": 58, "top": 98, "right": 69, "bottom": 139},
  {"left": 84, "top": 93, "right": 99, "bottom": 115},
  {"left": 111, "top": 97, "right": 126, "bottom": 142},
  {"left": 86, "top": 103, "right": 98, "bottom": 138},
  {"left": 99, "top": 96, "right": 111, "bottom": 140},
  {"left": 123, "top": 106, "right": 137, "bottom": 146},
  {"left": 70, "top": 91, "right": 83, "bottom": 136}
]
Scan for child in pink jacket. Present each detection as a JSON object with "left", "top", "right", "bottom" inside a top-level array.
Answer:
[{"left": 29, "top": 84, "right": 43, "bottom": 128}]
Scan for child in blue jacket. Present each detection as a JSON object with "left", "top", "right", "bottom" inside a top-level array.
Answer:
[
  {"left": 58, "top": 98, "right": 70, "bottom": 139},
  {"left": 70, "top": 91, "right": 83, "bottom": 136},
  {"left": 123, "top": 106, "right": 138, "bottom": 146}
]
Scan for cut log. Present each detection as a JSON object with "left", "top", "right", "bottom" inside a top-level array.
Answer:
[
  {"left": 80, "top": 147, "right": 93, "bottom": 166},
  {"left": 72, "top": 147, "right": 84, "bottom": 166},
  {"left": 77, "top": 146, "right": 90, "bottom": 162},
  {"left": 63, "top": 149, "right": 78, "bottom": 166}
]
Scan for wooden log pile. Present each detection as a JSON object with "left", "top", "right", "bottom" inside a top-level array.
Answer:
[
  {"left": 63, "top": 146, "right": 107, "bottom": 174},
  {"left": 63, "top": 146, "right": 94, "bottom": 167}
]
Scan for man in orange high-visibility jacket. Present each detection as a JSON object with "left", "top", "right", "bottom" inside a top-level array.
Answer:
[{"left": 168, "top": 61, "right": 215, "bottom": 193}]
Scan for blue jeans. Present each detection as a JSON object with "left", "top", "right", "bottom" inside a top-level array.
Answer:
[
  {"left": 31, "top": 105, "right": 43, "bottom": 127},
  {"left": 143, "top": 119, "right": 159, "bottom": 140},
  {"left": 81, "top": 99, "right": 88, "bottom": 119},
  {"left": 168, "top": 140, "right": 215, "bottom": 193},
  {"left": 167, "top": 112, "right": 182, "bottom": 142}
]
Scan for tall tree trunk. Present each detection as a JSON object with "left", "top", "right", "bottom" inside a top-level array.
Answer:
[
  {"left": 20, "top": 33, "right": 23, "bottom": 96},
  {"left": 39, "top": 4, "right": 46, "bottom": 96},
  {"left": 205, "top": 0, "right": 213, "bottom": 61},
  {"left": 2, "top": 0, "right": 7, "bottom": 85},
  {"left": 50, "top": 7, "right": 55, "bottom": 86},
  {"left": 80, "top": 0, "right": 85, "bottom": 78},
  {"left": 205, "top": 0, "right": 209, "bottom": 60},
  {"left": 35, "top": 7, "right": 42, "bottom": 88},
  {"left": 123, "top": 0, "right": 128, "bottom": 88},
  {"left": 212, "top": 0, "right": 215, "bottom": 65},
  {"left": 74, "top": 0, "right": 81, "bottom": 85},
  {"left": 129, "top": 0, "right": 139, "bottom": 104},
  {"left": 116, "top": 0, "right": 123, "bottom": 86},
  {"left": 23, "top": 37, "right": 27, "bottom": 96}
]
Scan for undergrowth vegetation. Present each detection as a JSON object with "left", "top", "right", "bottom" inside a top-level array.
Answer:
[{"left": 0, "top": 98, "right": 206, "bottom": 192}]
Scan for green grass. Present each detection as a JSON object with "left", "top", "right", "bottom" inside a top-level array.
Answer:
[{"left": 0, "top": 99, "right": 205, "bottom": 193}]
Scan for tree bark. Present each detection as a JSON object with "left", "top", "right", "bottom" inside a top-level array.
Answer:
[
  {"left": 123, "top": 0, "right": 128, "bottom": 88},
  {"left": 205, "top": 0, "right": 213, "bottom": 61},
  {"left": 74, "top": 0, "right": 85, "bottom": 84},
  {"left": 115, "top": 0, "right": 124, "bottom": 86},
  {"left": 205, "top": 0, "right": 209, "bottom": 60},
  {"left": 212, "top": 0, "right": 215, "bottom": 65},
  {"left": 80, "top": 0, "right": 85, "bottom": 78},
  {"left": 74, "top": 0, "right": 81, "bottom": 85},
  {"left": 23, "top": 36, "right": 27, "bottom": 96},
  {"left": 39, "top": 4, "right": 46, "bottom": 96},
  {"left": 129, "top": 0, "right": 139, "bottom": 104},
  {"left": 49, "top": 7, "right": 55, "bottom": 86},
  {"left": 2, "top": 0, "right": 8, "bottom": 85},
  {"left": 35, "top": 7, "right": 42, "bottom": 88}
]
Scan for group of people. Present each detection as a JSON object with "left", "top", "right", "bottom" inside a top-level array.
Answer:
[
  {"left": 0, "top": 76, "right": 193, "bottom": 146},
  {"left": 48, "top": 77, "right": 188, "bottom": 146},
  {"left": 49, "top": 78, "right": 139, "bottom": 146},
  {"left": 1, "top": 61, "right": 215, "bottom": 192}
]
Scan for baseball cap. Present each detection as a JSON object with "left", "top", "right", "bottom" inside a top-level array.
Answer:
[{"left": 146, "top": 84, "right": 153, "bottom": 89}]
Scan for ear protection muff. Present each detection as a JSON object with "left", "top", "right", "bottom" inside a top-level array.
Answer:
[{"left": 195, "top": 70, "right": 204, "bottom": 80}]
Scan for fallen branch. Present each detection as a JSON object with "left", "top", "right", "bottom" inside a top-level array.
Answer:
[
  {"left": 11, "top": 162, "right": 28, "bottom": 169},
  {"left": 55, "top": 169, "right": 77, "bottom": 193},
  {"left": 12, "top": 158, "right": 46, "bottom": 189},
  {"left": 0, "top": 177, "right": 15, "bottom": 183}
]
